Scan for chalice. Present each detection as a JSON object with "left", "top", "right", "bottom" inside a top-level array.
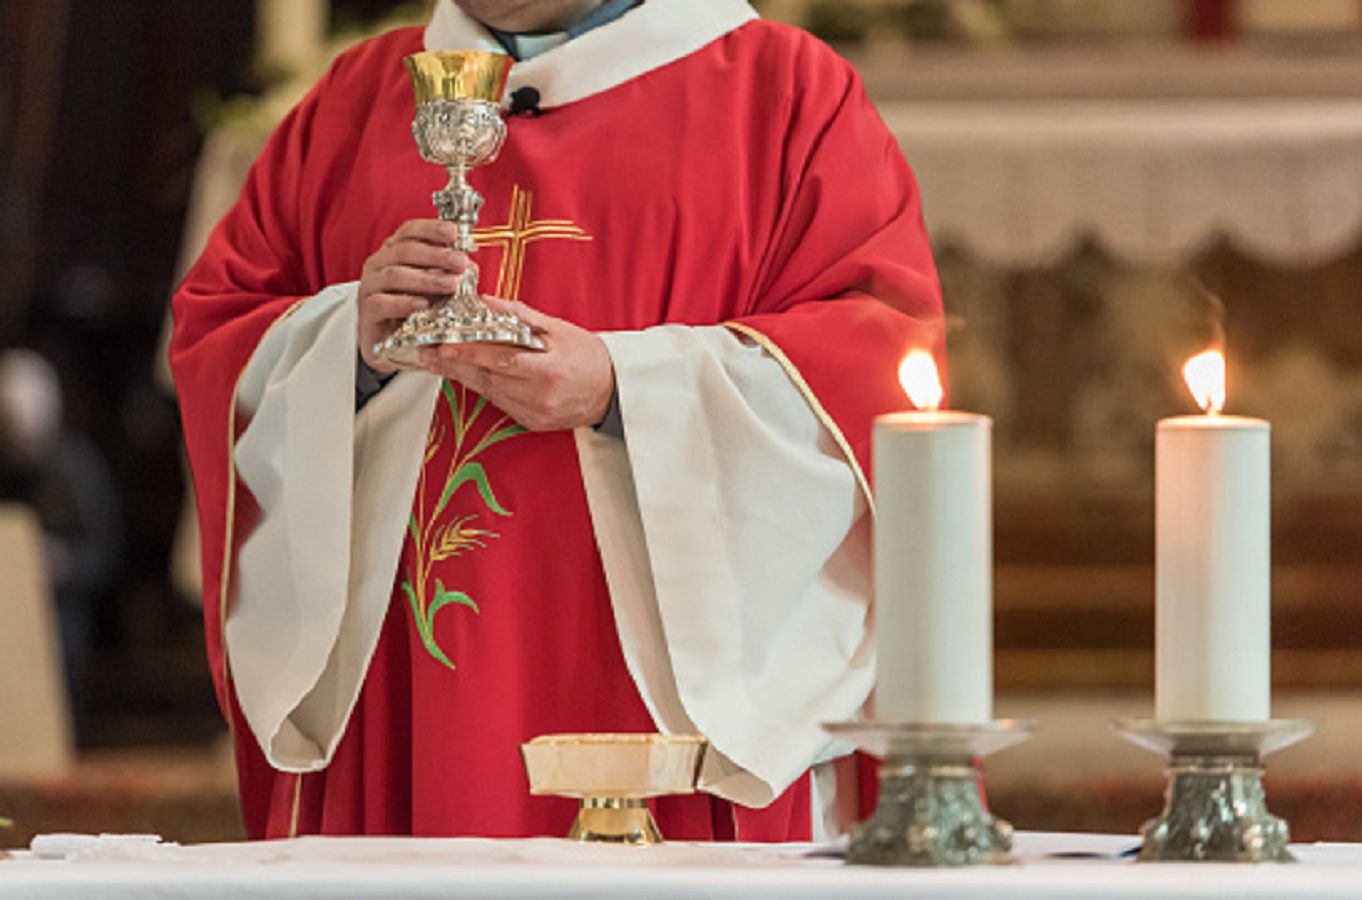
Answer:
[{"left": 375, "top": 50, "right": 544, "bottom": 369}]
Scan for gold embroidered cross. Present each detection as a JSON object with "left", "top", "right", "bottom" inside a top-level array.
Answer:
[{"left": 473, "top": 185, "right": 593, "bottom": 302}]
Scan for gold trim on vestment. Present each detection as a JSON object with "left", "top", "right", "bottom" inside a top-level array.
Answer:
[
  {"left": 289, "top": 773, "right": 304, "bottom": 838},
  {"left": 722, "top": 321, "right": 875, "bottom": 517},
  {"left": 473, "top": 186, "right": 593, "bottom": 301}
]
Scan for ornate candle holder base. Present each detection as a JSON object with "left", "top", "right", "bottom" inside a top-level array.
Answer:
[
  {"left": 824, "top": 720, "right": 1035, "bottom": 867},
  {"left": 520, "top": 733, "right": 707, "bottom": 846},
  {"left": 1112, "top": 718, "right": 1314, "bottom": 863}
]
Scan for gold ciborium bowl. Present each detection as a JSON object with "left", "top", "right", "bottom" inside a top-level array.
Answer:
[{"left": 521, "top": 733, "right": 707, "bottom": 845}]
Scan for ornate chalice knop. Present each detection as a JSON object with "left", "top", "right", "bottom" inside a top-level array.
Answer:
[{"left": 376, "top": 50, "right": 544, "bottom": 369}]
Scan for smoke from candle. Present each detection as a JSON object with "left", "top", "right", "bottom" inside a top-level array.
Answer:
[
  {"left": 1163, "top": 276, "right": 1229, "bottom": 411},
  {"left": 1186, "top": 276, "right": 1227, "bottom": 353}
]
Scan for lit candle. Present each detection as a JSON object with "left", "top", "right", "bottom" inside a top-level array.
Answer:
[
  {"left": 874, "top": 351, "right": 992, "bottom": 723},
  {"left": 1156, "top": 349, "right": 1271, "bottom": 722}
]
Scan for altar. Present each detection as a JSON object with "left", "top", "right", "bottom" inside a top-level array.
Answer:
[{"left": 9, "top": 833, "right": 1362, "bottom": 899}]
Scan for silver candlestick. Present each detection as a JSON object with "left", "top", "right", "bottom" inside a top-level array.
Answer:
[
  {"left": 375, "top": 50, "right": 544, "bottom": 370},
  {"left": 1112, "top": 717, "right": 1314, "bottom": 863},
  {"left": 824, "top": 720, "right": 1035, "bottom": 867}
]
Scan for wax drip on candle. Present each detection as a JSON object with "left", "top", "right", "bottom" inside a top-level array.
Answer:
[
  {"left": 1183, "top": 349, "right": 1226, "bottom": 415},
  {"left": 898, "top": 350, "right": 943, "bottom": 411}
]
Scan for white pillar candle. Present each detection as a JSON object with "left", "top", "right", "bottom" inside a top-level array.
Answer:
[
  {"left": 873, "top": 404, "right": 993, "bottom": 724},
  {"left": 1155, "top": 354, "right": 1271, "bottom": 722}
]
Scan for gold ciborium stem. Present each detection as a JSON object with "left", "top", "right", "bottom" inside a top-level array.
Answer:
[{"left": 568, "top": 797, "right": 663, "bottom": 846}]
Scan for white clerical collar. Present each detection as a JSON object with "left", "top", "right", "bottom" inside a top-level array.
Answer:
[
  {"left": 424, "top": 0, "right": 758, "bottom": 110},
  {"left": 508, "top": 32, "right": 569, "bottom": 59}
]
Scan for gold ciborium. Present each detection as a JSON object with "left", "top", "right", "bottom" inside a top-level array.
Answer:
[
  {"left": 375, "top": 50, "right": 544, "bottom": 369},
  {"left": 521, "top": 733, "right": 707, "bottom": 845}
]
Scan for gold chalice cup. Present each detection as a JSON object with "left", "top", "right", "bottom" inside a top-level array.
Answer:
[
  {"left": 521, "top": 733, "right": 707, "bottom": 845},
  {"left": 375, "top": 50, "right": 544, "bottom": 369}
]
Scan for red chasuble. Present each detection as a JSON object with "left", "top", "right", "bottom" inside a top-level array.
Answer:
[{"left": 172, "top": 21, "right": 942, "bottom": 840}]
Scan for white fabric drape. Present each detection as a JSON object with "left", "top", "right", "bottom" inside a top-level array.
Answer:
[
  {"left": 582, "top": 327, "right": 869, "bottom": 806},
  {"left": 232, "top": 284, "right": 440, "bottom": 771}
]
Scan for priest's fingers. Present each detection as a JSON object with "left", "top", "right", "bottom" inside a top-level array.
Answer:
[
  {"left": 365, "top": 236, "right": 465, "bottom": 278},
  {"left": 366, "top": 293, "right": 430, "bottom": 324},
  {"left": 357, "top": 293, "right": 432, "bottom": 372},
  {"left": 384, "top": 219, "right": 460, "bottom": 249},
  {"left": 380, "top": 243, "right": 468, "bottom": 274},
  {"left": 484, "top": 376, "right": 597, "bottom": 433},
  {"left": 420, "top": 351, "right": 498, "bottom": 396},
  {"left": 418, "top": 357, "right": 594, "bottom": 433},
  {"left": 416, "top": 353, "right": 552, "bottom": 429},
  {"left": 369, "top": 265, "right": 461, "bottom": 298},
  {"left": 435, "top": 343, "right": 534, "bottom": 377},
  {"left": 467, "top": 341, "right": 613, "bottom": 432},
  {"left": 482, "top": 296, "right": 556, "bottom": 332}
]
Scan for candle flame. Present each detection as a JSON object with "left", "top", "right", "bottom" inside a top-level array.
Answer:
[
  {"left": 1183, "top": 349, "right": 1226, "bottom": 415},
  {"left": 898, "top": 350, "right": 943, "bottom": 412}
]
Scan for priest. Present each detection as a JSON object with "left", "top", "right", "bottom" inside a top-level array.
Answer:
[{"left": 171, "top": 0, "right": 943, "bottom": 841}]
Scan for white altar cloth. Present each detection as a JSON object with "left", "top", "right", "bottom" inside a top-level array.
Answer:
[
  {"left": 8, "top": 832, "right": 1362, "bottom": 899},
  {"left": 885, "top": 99, "right": 1362, "bottom": 267}
]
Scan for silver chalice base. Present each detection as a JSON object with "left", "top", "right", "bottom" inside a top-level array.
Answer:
[
  {"left": 1111, "top": 717, "right": 1315, "bottom": 863},
  {"left": 375, "top": 304, "right": 545, "bottom": 370},
  {"left": 824, "top": 720, "right": 1036, "bottom": 867}
]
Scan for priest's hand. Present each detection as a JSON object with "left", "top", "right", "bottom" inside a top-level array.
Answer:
[
  {"left": 419, "top": 297, "right": 615, "bottom": 432},
  {"left": 357, "top": 219, "right": 469, "bottom": 374}
]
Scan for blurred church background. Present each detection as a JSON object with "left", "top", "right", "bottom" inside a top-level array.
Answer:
[{"left": 2, "top": 0, "right": 1360, "bottom": 846}]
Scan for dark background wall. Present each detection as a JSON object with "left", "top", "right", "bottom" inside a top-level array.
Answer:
[{"left": 0, "top": 0, "right": 395, "bottom": 747}]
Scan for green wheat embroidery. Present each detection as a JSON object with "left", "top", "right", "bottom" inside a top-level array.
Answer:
[{"left": 403, "top": 381, "right": 525, "bottom": 669}]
